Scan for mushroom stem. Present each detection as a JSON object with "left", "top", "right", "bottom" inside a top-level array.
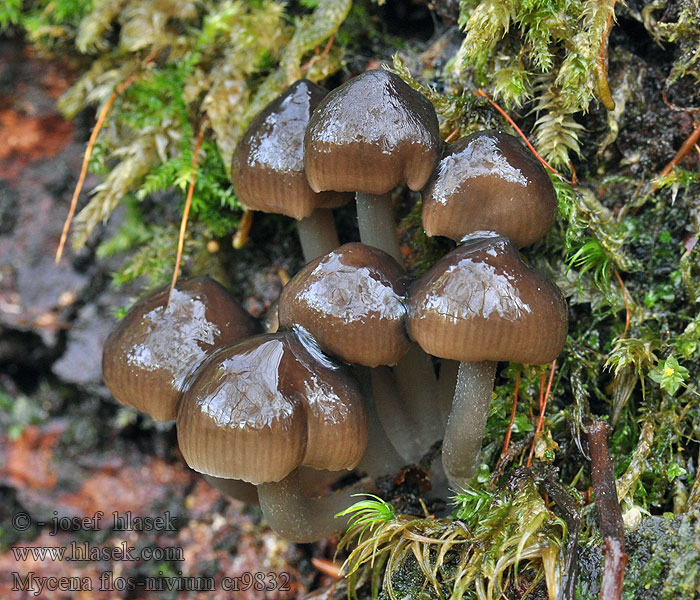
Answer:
[
  {"left": 297, "top": 208, "right": 340, "bottom": 262},
  {"left": 354, "top": 366, "right": 406, "bottom": 477},
  {"left": 355, "top": 193, "right": 446, "bottom": 459},
  {"left": 437, "top": 359, "right": 459, "bottom": 428},
  {"left": 391, "top": 347, "right": 442, "bottom": 454},
  {"left": 355, "top": 193, "right": 403, "bottom": 264},
  {"left": 371, "top": 365, "right": 423, "bottom": 462},
  {"left": 203, "top": 475, "right": 259, "bottom": 505},
  {"left": 442, "top": 360, "right": 497, "bottom": 490},
  {"left": 257, "top": 468, "right": 368, "bottom": 543}
]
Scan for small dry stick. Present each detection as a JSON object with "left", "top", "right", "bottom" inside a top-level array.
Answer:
[
  {"left": 170, "top": 119, "right": 208, "bottom": 292},
  {"left": 444, "top": 126, "right": 461, "bottom": 143},
  {"left": 311, "top": 557, "right": 344, "bottom": 579},
  {"left": 277, "top": 267, "right": 291, "bottom": 287},
  {"left": 527, "top": 371, "right": 546, "bottom": 468},
  {"left": 492, "top": 432, "right": 534, "bottom": 483},
  {"left": 527, "top": 360, "right": 557, "bottom": 468},
  {"left": 55, "top": 52, "right": 158, "bottom": 264},
  {"left": 596, "top": 0, "right": 617, "bottom": 112},
  {"left": 585, "top": 419, "right": 628, "bottom": 600},
  {"left": 567, "top": 160, "right": 579, "bottom": 185},
  {"left": 501, "top": 370, "right": 521, "bottom": 458},
  {"left": 662, "top": 86, "right": 700, "bottom": 114},
  {"left": 301, "top": 33, "right": 336, "bottom": 73},
  {"left": 653, "top": 121, "right": 700, "bottom": 191},
  {"left": 232, "top": 209, "right": 254, "bottom": 249},
  {"left": 612, "top": 269, "right": 630, "bottom": 336},
  {"left": 475, "top": 89, "right": 563, "bottom": 178}
]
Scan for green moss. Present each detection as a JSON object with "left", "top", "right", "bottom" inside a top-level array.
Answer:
[
  {"left": 577, "top": 512, "right": 700, "bottom": 599},
  {"left": 11, "top": 0, "right": 358, "bottom": 288}
]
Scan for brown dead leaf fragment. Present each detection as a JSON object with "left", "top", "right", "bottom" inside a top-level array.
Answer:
[
  {"left": 1, "top": 422, "right": 64, "bottom": 490},
  {"left": 0, "top": 110, "right": 73, "bottom": 179}
]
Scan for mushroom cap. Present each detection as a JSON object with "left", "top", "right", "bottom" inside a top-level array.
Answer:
[
  {"left": 231, "top": 79, "right": 351, "bottom": 220},
  {"left": 421, "top": 130, "right": 557, "bottom": 248},
  {"left": 304, "top": 69, "right": 441, "bottom": 195},
  {"left": 278, "top": 243, "right": 413, "bottom": 367},
  {"left": 408, "top": 234, "right": 568, "bottom": 364},
  {"left": 177, "top": 330, "right": 368, "bottom": 484},
  {"left": 102, "top": 277, "right": 258, "bottom": 422}
]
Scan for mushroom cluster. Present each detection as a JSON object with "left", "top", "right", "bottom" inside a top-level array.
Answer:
[{"left": 102, "top": 70, "right": 569, "bottom": 543}]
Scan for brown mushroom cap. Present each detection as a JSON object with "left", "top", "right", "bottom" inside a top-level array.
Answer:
[
  {"left": 231, "top": 79, "right": 351, "bottom": 220},
  {"left": 304, "top": 69, "right": 441, "bottom": 195},
  {"left": 278, "top": 243, "right": 413, "bottom": 367},
  {"left": 176, "top": 331, "right": 368, "bottom": 485},
  {"left": 408, "top": 234, "right": 568, "bottom": 364},
  {"left": 421, "top": 130, "right": 557, "bottom": 248},
  {"left": 102, "top": 277, "right": 257, "bottom": 422}
]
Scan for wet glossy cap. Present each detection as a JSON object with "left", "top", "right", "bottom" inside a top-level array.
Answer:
[
  {"left": 408, "top": 234, "right": 567, "bottom": 364},
  {"left": 278, "top": 243, "right": 413, "bottom": 367},
  {"left": 304, "top": 69, "right": 441, "bottom": 195},
  {"left": 102, "top": 277, "right": 258, "bottom": 422},
  {"left": 177, "top": 330, "right": 368, "bottom": 484},
  {"left": 232, "top": 79, "right": 351, "bottom": 220},
  {"left": 421, "top": 131, "right": 557, "bottom": 248}
]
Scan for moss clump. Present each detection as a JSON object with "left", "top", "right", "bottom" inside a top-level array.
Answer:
[
  {"left": 3, "top": 0, "right": 363, "bottom": 288},
  {"left": 577, "top": 511, "right": 700, "bottom": 600},
  {"left": 338, "top": 475, "right": 566, "bottom": 600}
]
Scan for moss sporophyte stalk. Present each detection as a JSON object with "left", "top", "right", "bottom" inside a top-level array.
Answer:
[{"left": 5, "top": 0, "right": 700, "bottom": 598}]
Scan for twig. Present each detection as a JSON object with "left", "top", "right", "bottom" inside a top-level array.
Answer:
[
  {"left": 233, "top": 209, "right": 254, "bottom": 249},
  {"left": 55, "top": 51, "right": 159, "bottom": 264},
  {"left": 612, "top": 269, "right": 630, "bottom": 336},
  {"left": 527, "top": 360, "right": 557, "bottom": 468},
  {"left": 492, "top": 432, "right": 534, "bottom": 484},
  {"left": 170, "top": 119, "right": 208, "bottom": 292},
  {"left": 585, "top": 419, "right": 628, "bottom": 600},
  {"left": 301, "top": 33, "right": 335, "bottom": 73},
  {"left": 501, "top": 370, "right": 521, "bottom": 458},
  {"left": 312, "top": 557, "right": 344, "bottom": 579},
  {"left": 662, "top": 86, "right": 700, "bottom": 114},
  {"left": 596, "top": 0, "right": 617, "bottom": 111},
  {"left": 653, "top": 121, "right": 700, "bottom": 191},
  {"left": 475, "top": 89, "right": 563, "bottom": 178},
  {"left": 526, "top": 371, "right": 546, "bottom": 468},
  {"left": 444, "top": 126, "right": 460, "bottom": 143}
]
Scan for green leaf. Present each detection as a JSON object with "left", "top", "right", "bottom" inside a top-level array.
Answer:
[
  {"left": 666, "top": 462, "right": 687, "bottom": 482},
  {"left": 648, "top": 355, "right": 689, "bottom": 396}
]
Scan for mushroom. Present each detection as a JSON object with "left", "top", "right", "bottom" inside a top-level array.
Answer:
[
  {"left": 418, "top": 128, "right": 561, "bottom": 464},
  {"left": 232, "top": 79, "right": 352, "bottom": 262},
  {"left": 102, "top": 276, "right": 258, "bottom": 422},
  {"left": 421, "top": 130, "right": 557, "bottom": 248},
  {"left": 277, "top": 242, "right": 443, "bottom": 464},
  {"left": 177, "top": 328, "right": 370, "bottom": 541},
  {"left": 277, "top": 242, "right": 412, "bottom": 368},
  {"left": 408, "top": 233, "right": 568, "bottom": 488},
  {"left": 305, "top": 71, "right": 443, "bottom": 451},
  {"left": 304, "top": 68, "right": 441, "bottom": 264}
]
